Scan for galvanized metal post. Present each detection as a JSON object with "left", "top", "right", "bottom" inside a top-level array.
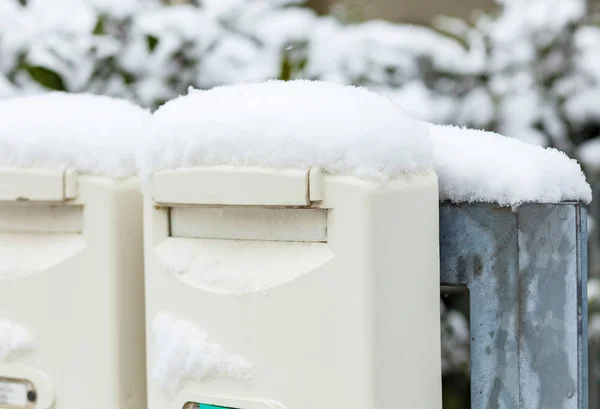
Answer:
[
  {"left": 440, "top": 202, "right": 588, "bottom": 409},
  {"left": 588, "top": 185, "right": 600, "bottom": 409}
]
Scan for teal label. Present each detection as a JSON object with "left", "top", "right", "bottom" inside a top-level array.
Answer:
[{"left": 199, "top": 405, "right": 236, "bottom": 409}]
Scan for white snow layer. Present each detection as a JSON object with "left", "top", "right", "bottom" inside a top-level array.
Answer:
[
  {"left": 0, "top": 320, "right": 33, "bottom": 361},
  {"left": 430, "top": 124, "right": 592, "bottom": 206},
  {"left": 152, "top": 312, "right": 254, "bottom": 394},
  {"left": 578, "top": 138, "right": 600, "bottom": 173},
  {"left": 139, "top": 79, "right": 590, "bottom": 205},
  {"left": 137, "top": 80, "right": 433, "bottom": 182},
  {"left": 589, "top": 278, "right": 600, "bottom": 303},
  {"left": 590, "top": 315, "right": 600, "bottom": 341},
  {"left": 0, "top": 92, "right": 150, "bottom": 178}
]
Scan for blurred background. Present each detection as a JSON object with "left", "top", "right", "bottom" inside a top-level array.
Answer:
[{"left": 1, "top": 0, "right": 600, "bottom": 407}]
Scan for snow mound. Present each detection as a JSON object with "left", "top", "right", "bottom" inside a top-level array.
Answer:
[
  {"left": 138, "top": 80, "right": 432, "bottom": 182},
  {"left": 577, "top": 138, "right": 600, "bottom": 173},
  {"left": 152, "top": 312, "right": 254, "bottom": 394},
  {"left": 0, "top": 320, "right": 34, "bottom": 361},
  {"left": 430, "top": 124, "right": 591, "bottom": 206},
  {"left": 0, "top": 92, "right": 150, "bottom": 178}
]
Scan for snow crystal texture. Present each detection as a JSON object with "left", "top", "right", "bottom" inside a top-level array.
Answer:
[
  {"left": 138, "top": 80, "right": 432, "bottom": 182},
  {"left": 0, "top": 320, "right": 33, "bottom": 361},
  {"left": 430, "top": 124, "right": 591, "bottom": 206},
  {"left": 152, "top": 312, "right": 254, "bottom": 394},
  {"left": 578, "top": 138, "right": 600, "bottom": 173},
  {"left": 0, "top": 92, "right": 150, "bottom": 178}
]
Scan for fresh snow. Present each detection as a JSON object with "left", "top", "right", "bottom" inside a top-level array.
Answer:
[
  {"left": 578, "top": 138, "right": 600, "bottom": 173},
  {"left": 0, "top": 75, "right": 15, "bottom": 99},
  {"left": 155, "top": 237, "right": 333, "bottom": 295},
  {"left": 138, "top": 80, "right": 433, "bottom": 182},
  {"left": 0, "top": 233, "right": 85, "bottom": 279},
  {"left": 564, "top": 87, "right": 600, "bottom": 129},
  {"left": 0, "top": 319, "right": 33, "bottom": 361},
  {"left": 589, "top": 278, "right": 600, "bottom": 302},
  {"left": 0, "top": 80, "right": 590, "bottom": 206},
  {"left": 152, "top": 312, "right": 254, "bottom": 394},
  {"left": 138, "top": 79, "right": 590, "bottom": 206},
  {"left": 590, "top": 315, "right": 600, "bottom": 340},
  {"left": 0, "top": 92, "right": 150, "bottom": 178},
  {"left": 342, "top": 21, "right": 482, "bottom": 75},
  {"left": 440, "top": 302, "right": 469, "bottom": 374},
  {"left": 590, "top": 280, "right": 600, "bottom": 340},
  {"left": 430, "top": 124, "right": 592, "bottom": 206}
]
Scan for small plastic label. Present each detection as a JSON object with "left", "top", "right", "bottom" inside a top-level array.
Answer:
[
  {"left": 0, "top": 379, "right": 28, "bottom": 407},
  {"left": 200, "top": 405, "right": 234, "bottom": 409},
  {"left": 183, "top": 402, "right": 238, "bottom": 409}
]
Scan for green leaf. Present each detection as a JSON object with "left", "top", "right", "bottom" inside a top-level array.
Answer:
[
  {"left": 121, "top": 70, "right": 135, "bottom": 85},
  {"left": 430, "top": 26, "right": 469, "bottom": 50},
  {"left": 25, "top": 66, "right": 66, "bottom": 91},
  {"left": 93, "top": 16, "right": 105, "bottom": 35},
  {"left": 279, "top": 53, "right": 292, "bottom": 81},
  {"left": 146, "top": 35, "right": 159, "bottom": 52}
]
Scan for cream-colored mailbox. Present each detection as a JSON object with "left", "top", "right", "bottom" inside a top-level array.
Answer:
[
  {"left": 144, "top": 165, "right": 442, "bottom": 409},
  {"left": 0, "top": 168, "right": 146, "bottom": 409}
]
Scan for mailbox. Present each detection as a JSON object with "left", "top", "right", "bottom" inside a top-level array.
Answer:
[
  {"left": 144, "top": 166, "right": 442, "bottom": 409},
  {"left": 0, "top": 168, "right": 146, "bottom": 409}
]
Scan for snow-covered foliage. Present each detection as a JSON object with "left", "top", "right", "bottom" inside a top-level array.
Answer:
[
  {"left": 440, "top": 301, "right": 469, "bottom": 374},
  {"left": 589, "top": 278, "right": 600, "bottom": 342},
  {"left": 0, "top": 0, "right": 316, "bottom": 107}
]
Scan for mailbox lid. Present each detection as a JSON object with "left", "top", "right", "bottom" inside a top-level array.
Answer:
[
  {"left": 152, "top": 167, "right": 319, "bottom": 206},
  {"left": 0, "top": 168, "right": 77, "bottom": 202}
]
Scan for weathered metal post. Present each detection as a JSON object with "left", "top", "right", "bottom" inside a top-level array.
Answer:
[
  {"left": 440, "top": 202, "right": 588, "bottom": 409},
  {"left": 586, "top": 185, "right": 600, "bottom": 409}
]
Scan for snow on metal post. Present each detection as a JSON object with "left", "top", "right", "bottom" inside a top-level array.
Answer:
[
  {"left": 427, "top": 123, "right": 592, "bottom": 409},
  {"left": 440, "top": 202, "right": 588, "bottom": 409},
  {"left": 140, "top": 81, "right": 443, "bottom": 409},
  {"left": 0, "top": 93, "right": 148, "bottom": 409}
]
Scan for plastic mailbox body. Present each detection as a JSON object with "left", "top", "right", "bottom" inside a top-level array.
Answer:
[
  {"left": 0, "top": 169, "right": 146, "bottom": 409},
  {"left": 145, "top": 167, "right": 442, "bottom": 409}
]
